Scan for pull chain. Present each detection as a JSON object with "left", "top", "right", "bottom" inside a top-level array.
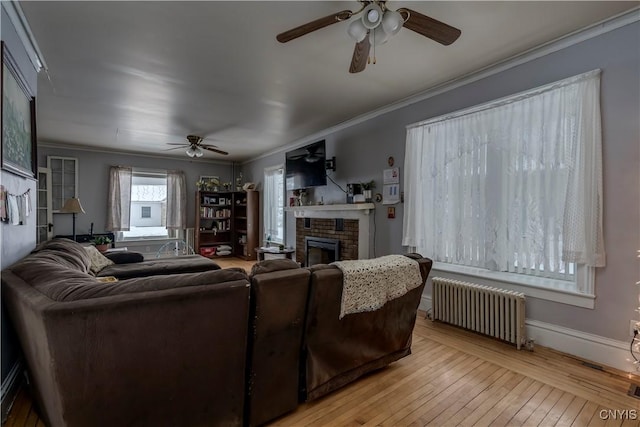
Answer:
[{"left": 369, "top": 30, "right": 377, "bottom": 65}]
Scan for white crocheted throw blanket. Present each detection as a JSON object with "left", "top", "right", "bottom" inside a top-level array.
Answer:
[{"left": 332, "top": 255, "right": 423, "bottom": 319}]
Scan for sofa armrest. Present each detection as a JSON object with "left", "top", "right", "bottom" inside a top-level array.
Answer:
[{"left": 302, "top": 255, "right": 432, "bottom": 401}]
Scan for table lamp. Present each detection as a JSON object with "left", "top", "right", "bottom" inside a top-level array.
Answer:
[{"left": 60, "top": 197, "right": 85, "bottom": 241}]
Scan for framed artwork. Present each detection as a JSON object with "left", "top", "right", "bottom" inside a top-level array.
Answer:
[{"left": 1, "top": 41, "right": 37, "bottom": 179}]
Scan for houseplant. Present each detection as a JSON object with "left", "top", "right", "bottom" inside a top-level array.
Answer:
[{"left": 91, "top": 236, "right": 112, "bottom": 252}]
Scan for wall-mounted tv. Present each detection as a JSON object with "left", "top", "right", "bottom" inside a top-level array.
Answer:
[{"left": 285, "top": 140, "right": 327, "bottom": 191}]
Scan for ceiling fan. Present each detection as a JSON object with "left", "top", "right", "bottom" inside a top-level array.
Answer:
[
  {"left": 276, "top": 1, "right": 461, "bottom": 73},
  {"left": 165, "top": 135, "right": 229, "bottom": 158}
]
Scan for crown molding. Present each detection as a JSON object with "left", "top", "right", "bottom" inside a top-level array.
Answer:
[
  {"left": 38, "top": 141, "right": 232, "bottom": 166},
  {"left": 1, "top": 1, "right": 47, "bottom": 71},
  {"left": 245, "top": 6, "right": 640, "bottom": 165}
]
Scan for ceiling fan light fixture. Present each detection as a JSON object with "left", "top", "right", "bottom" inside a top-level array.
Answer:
[
  {"left": 186, "top": 146, "right": 197, "bottom": 157},
  {"left": 347, "top": 19, "right": 368, "bottom": 42},
  {"left": 361, "top": 3, "right": 383, "bottom": 29},
  {"left": 195, "top": 147, "right": 204, "bottom": 157},
  {"left": 370, "top": 26, "right": 390, "bottom": 45},
  {"left": 381, "top": 10, "right": 404, "bottom": 36}
]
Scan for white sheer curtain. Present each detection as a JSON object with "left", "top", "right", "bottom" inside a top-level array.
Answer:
[
  {"left": 106, "top": 166, "right": 132, "bottom": 231},
  {"left": 402, "top": 70, "right": 604, "bottom": 278},
  {"left": 166, "top": 170, "right": 186, "bottom": 230},
  {"left": 263, "top": 166, "right": 284, "bottom": 243}
]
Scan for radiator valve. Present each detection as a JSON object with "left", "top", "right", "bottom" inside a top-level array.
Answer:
[{"left": 525, "top": 339, "right": 535, "bottom": 352}]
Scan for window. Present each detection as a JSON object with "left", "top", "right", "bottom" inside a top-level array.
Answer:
[
  {"left": 402, "top": 70, "right": 604, "bottom": 301},
  {"left": 264, "top": 165, "right": 285, "bottom": 244},
  {"left": 107, "top": 167, "right": 187, "bottom": 241},
  {"left": 121, "top": 173, "right": 170, "bottom": 239}
]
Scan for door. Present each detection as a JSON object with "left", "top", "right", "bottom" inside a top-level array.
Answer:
[
  {"left": 47, "top": 156, "right": 78, "bottom": 212},
  {"left": 37, "top": 167, "right": 53, "bottom": 243}
]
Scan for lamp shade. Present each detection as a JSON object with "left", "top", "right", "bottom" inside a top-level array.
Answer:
[
  {"left": 361, "top": 3, "right": 383, "bottom": 29},
  {"left": 382, "top": 10, "right": 404, "bottom": 36},
  {"left": 60, "top": 197, "right": 85, "bottom": 214},
  {"left": 347, "top": 19, "right": 368, "bottom": 42}
]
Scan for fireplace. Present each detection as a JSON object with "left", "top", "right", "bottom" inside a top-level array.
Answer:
[
  {"left": 290, "top": 203, "right": 373, "bottom": 261},
  {"left": 305, "top": 236, "right": 340, "bottom": 267}
]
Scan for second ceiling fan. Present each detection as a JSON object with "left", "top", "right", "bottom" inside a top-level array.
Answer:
[
  {"left": 165, "top": 135, "right": 229, "bottom": 158},
  {"left": 276, "top": 1, "right": 461, "bottom": 73}
]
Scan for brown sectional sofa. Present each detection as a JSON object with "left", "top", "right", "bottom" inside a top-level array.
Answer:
[
  {"left": 2, "top": 238, "right": 248, "bottom": 427},
  {"left": 1, "top": 238, "right": 432, "bottom": 427}
]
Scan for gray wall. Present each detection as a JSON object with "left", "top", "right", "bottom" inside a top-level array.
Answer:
[
  {"left": 243, "top": 22, "right": 640, "bottom": 343},
  {"left": 1, "top": 7, "right": 40, "bottom": 383},
  {"left": 37, "top": 146, "right": 235, "bottom": 237}
]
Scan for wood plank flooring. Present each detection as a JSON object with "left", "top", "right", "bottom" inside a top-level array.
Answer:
[
  {"left": 4, "top": 258, "right": 640, "bottom": 426},
  {"left": 272, "top": 318, "right": 640, "bottom": 427}
]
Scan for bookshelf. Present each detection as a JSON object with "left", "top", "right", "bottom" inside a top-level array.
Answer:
[{"left": 195, "top": 190, "right": 259, "bottom": 260}]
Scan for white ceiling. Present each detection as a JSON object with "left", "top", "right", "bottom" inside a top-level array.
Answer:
[{"left": 20, "top": 1, "right": 637, "bottom": 162}]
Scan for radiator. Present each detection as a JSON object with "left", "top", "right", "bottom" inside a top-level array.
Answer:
[{"left": 432, "top": 277, "right": 526, "bottom": 349}]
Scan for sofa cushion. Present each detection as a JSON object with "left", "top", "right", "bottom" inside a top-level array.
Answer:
[
  {"left": 60, "top": 267, "right": 250, "bottom": 301},
  {"left": 84, "top": 245, "right": 115, "bottom": 274},
  {"left": 104, "top": 251, "right": 145, "bottom": 264},
  {"left": 250, "top": 258, "right": 299, "bottom": 277},
  {"left": 97, "top": 254, "right": 220, "bottom": 279},
  {"left": 29, "top": 238, "right": 91, "bottom": 273}
]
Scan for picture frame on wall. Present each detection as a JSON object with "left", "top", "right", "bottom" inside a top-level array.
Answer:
[{"left": 1, "top": 41, "right": 37, "bottom": 179}]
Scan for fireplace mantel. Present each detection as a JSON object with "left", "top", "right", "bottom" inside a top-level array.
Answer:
[{"left": 285, "top": 203, "right": 375, "bottom": 218}]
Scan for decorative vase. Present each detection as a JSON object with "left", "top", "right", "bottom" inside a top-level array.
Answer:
[
  {"left": 95, "top": 244, "right": 109, "bottom": 253},
  {"left": 363, "top": 190, "right": 372, "bottom": 202}
]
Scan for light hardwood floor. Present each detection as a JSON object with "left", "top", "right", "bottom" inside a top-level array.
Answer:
[
  {"left": 273, "top": 317, "right": 640, "bottom": 426},
  {"left": 4, "top": 258, "right": 640, "bottom": 426}
]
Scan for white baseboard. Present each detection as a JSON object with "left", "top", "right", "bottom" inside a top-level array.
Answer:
[
  {"left": 525, "top": 319, "right": 631, "bottom": 372},
  {"left": 1, "top": 361, "right": 23, "bottom": 423},
  {"left": 418, "top": 295, "right": 632, "bottom": 373}
]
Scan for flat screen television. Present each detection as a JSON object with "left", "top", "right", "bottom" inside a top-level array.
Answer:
[{"left": 285, "top": 140, "right": 327, "bottom": 190}]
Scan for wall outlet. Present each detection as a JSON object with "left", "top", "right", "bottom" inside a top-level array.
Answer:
[{"left": 630, "top": 320, "right": 640, "bottom": 336}]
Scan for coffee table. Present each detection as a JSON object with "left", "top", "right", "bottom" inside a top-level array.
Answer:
[{"left": 255, "top": 247, "right": 295, "bottom": 261}]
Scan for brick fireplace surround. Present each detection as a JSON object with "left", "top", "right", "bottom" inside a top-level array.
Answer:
[
  {"left": 287, "top": 203, "right": 375, "bottom": 264},
  {"left": 296, "top": 218, "right": 358, "bottom": 263}
]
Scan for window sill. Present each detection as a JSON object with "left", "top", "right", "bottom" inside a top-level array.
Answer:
[
  {"left": 118, "top": 236, "right": 174, "bottom": 242},
  {"left": 431, "top": 262, "right": 595, "bottom": 309}
]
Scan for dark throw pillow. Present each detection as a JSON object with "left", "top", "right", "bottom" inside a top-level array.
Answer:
[{"left": 103, "top": 251, "right": 145, "bottom": 264}]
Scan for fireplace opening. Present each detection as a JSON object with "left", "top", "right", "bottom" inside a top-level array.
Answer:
[{"left": 305, "top": 236, "right": 340, "bottom": 267}]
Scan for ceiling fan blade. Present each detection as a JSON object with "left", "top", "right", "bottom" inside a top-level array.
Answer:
[
  {"left": 166, "top": 142, "right": 190, "bottom": 146},
  {"left": 277, "top": 10, "right": 352, "bottom": 43},
  {"left": 349, "top": 37, "right": 371, "bottom": 74},
  {"left": 202, "top": 146, "right": 229, "bottom": 156},
  {"left": 398, "top": 8, "right": 461, "bottom": 46},
  {"left": 163, "top": 146, "right": 188, "bottom": 151}
]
